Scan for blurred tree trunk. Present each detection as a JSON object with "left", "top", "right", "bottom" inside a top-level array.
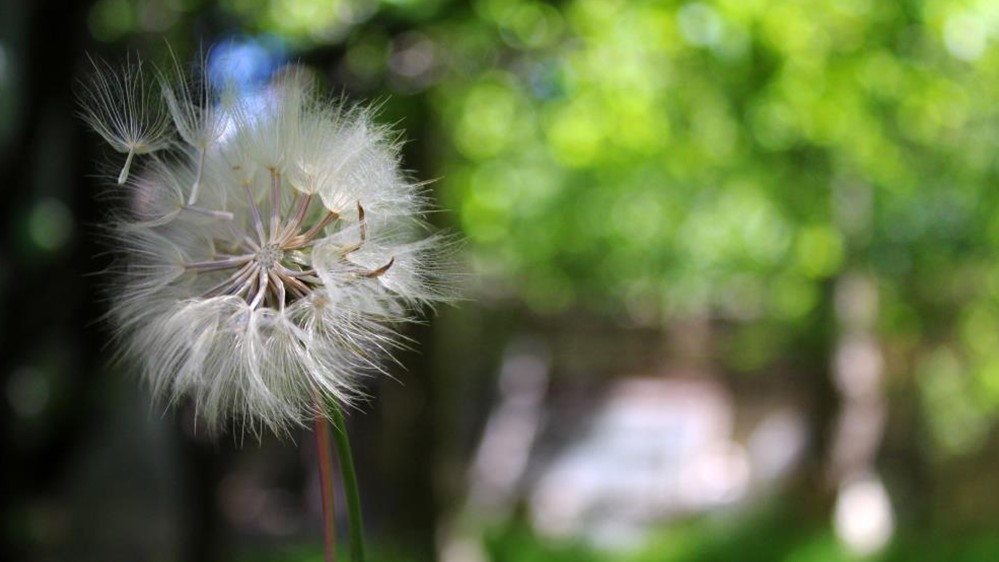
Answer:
[
  {"left": 829, "top": 178, "right": 885, "bottom": 476},
  {"left": 825, "top": 177, "right": 893, "bottom": 554},
  {"left": 790, "top": 280, "right": 840, "bottom": 519},
  {"left": 361, "top": 90, "right": 442, "bottom": 561},
  {"left": 0, "top": 0, "right": 99, "bottom": 560},
  {"left": 369, "top": 320, "right": 439, "bottom": 560}
]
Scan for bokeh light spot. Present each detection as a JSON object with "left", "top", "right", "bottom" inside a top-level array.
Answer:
[
  {"left": 28, "top": 198, "right": 72, "bottom": 252},
  {"left": 88, "top": 0, "right": 135, "bottom": 42},
  {"left": 834, "top": 475, "right": 894, "bottom": 556},
  {"left": 678, "top": 3, "right": 723, "bottom": 47},
  {"left": 6, "top": 367, "right": 50, "bottom": 419},
  {"left": 455, "top": 78, "right": 523, "bottom": 160},
  {"left": 944, "top": 12, "right": 988, "bottom": 61},
  {"left": 795, "top": 225, "right": 844, "bottom": 279}
]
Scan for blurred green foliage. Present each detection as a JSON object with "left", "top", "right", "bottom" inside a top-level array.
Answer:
[
  {"left": 419, "top": 0, "right": 999, "bottom": 459},
  {"left": 430, "top": 0, "right": 994, "bottom": 318},
  {"left": 479, "top": 511, "right": 999, "bottom": 562}
]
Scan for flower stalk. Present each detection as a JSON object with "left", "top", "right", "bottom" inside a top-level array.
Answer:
[
  {"left": 329, "top": 402, "right": 366, "bottom": 562},
  {"left": 314, "top": 410, "right": 338, "bottom": 562},
  {"left": 80, "top": 53, "right": 457, "bottom": 560}
]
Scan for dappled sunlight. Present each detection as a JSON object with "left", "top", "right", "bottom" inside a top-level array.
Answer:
[{"left": 834, "top": 474, "right": 895, "bottom": 557}]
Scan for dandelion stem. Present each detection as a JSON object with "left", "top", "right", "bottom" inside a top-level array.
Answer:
[
  {"left": 117, "top": 148, "right": 136, "bottom": 185},
  {"left": 330, "top": 401, "right": 366, "bottom": 562},
  {"left": 313, "top": 411, "right": 338, "bottom": 562}
]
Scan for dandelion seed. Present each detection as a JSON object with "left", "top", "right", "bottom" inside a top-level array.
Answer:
[
  {"left": 158, "top": 49, "right": 228, "bottom": 205},
  {"left": 81, "top": 57, "right": 457, "bottom": 436},
  {"left": 78, "top": 55, "right": 173, "bottom": 185}
]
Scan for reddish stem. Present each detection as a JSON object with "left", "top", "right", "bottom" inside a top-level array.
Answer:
[{"left": 314, "top": 413, "right": 337, "bottom": 562}]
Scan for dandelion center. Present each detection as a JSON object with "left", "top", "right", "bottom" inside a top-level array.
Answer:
[
  {"left": 256, "top": 244, "right": 284, "bottom": 269},
  {"left": 186, "top": 189, "right": 394, "bottom": 311}
]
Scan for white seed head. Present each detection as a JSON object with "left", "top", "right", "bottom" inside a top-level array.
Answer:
[{"left": 82, "top": 57, "right": 457, "bottom": 437}]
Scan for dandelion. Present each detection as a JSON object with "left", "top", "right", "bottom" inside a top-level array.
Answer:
[
  {"left": 81, "top": 58, "right": 454, "bottom": 435},
  {"left": 82, "top": 55, "right": 457, "bottom": 561}
]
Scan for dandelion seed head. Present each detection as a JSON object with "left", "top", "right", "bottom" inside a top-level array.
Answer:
[{"left": 81, "top": 55, "right": 457, "bottom": 436}]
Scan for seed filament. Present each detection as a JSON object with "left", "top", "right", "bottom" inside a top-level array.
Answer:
[{"left": 182, "top": 175, "right": 393, "bottom": 310}]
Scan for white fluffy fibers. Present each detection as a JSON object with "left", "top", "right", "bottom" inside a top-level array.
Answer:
[{"left": 81, "top": 58, "right": 456, "bottom": 436}]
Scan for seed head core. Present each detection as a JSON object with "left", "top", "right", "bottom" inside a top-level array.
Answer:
[{"left": 257, "top": 244, "right": 284, "bottom": 269}]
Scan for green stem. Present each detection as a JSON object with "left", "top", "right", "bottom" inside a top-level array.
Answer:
[{"left": 329, "top": 401, "right": 365, "bottom": 562}]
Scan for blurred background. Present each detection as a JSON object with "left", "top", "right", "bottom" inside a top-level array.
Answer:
[{"left": 3, "top": 0, "right": 999, "bottom": 560}]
